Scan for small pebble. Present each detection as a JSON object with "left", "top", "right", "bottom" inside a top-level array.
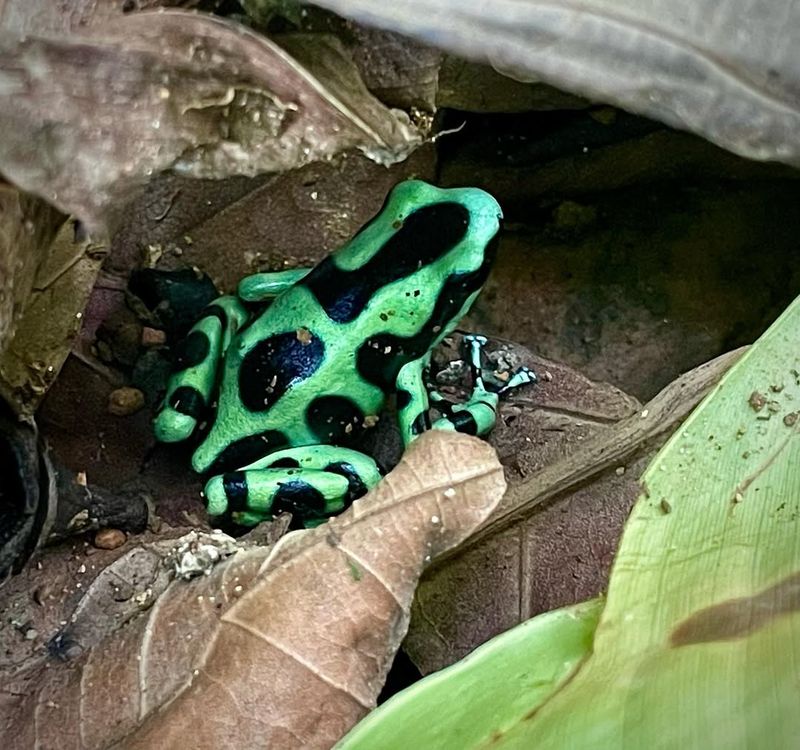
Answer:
[
  {"left": 108, "top": 387, "right": 145, "bottom": 416},
  {"left": 94, "top": 528, "right": 127, "bottom": 550},
  {"left": 141, "top": 327, "right": 166, "bottom": 347},
  {"left": 24, "top": 629, "right": 38, "bottom": 641}
]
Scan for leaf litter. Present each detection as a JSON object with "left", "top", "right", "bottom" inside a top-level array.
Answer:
[{"left": 0, "top": 431, "right": 505, "bottom": 750}]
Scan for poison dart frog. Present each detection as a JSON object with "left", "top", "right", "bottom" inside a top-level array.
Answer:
[{"left": 154, "top": 180, "right": 535, "bottom": 527}]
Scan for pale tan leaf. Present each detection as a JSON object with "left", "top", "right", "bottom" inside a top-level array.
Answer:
[
  {"left": 0, "top": 0, "right": 201, "bottom": 37},
  {"left": 0, "top": 430, "right": 504, "bottom": 750},
  {"left": 310, "top": 0, "right": 800, "bottom": 167}
]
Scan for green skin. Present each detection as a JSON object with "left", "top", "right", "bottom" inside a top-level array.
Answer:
[{"left": 154, "top": 180, "right": 535, "bottom": 527}]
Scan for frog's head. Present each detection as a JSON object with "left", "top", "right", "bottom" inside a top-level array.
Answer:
[
  {"left": 335, "top": 179, "right": 503, "bottom": 281},
  {"left": 382, "top": 180, "right": 504, "bottom": 277}
]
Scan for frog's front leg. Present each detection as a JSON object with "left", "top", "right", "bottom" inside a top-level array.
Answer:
[
  {"left": 396, "top": 354, "right": 498, "bottom": 441},
  {"left": 434, "top": 334, "right": 536, "bottom": 435},
  {"left": 396, "top": 335, "right": 536, "bottom": 444},
  {"left": 154, "top": 296, "right": 248, "bottom": 442},
  {"left": 204, "top": 445, "right": 382, "bottom": 527}
]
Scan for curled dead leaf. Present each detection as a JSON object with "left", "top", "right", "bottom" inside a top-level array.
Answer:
[
  {"left": 0, "top": 430, "right": 504, "bottom": 750},
  {"left": 0, "top": 10, "right": 421, "bottom": 232}
]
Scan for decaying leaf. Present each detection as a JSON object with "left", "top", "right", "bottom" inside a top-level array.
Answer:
[
  {"left": 0, "top": 430, "right": 505, "bottom": 750},
  {"left": 0, "top": 10, "right": 421, "bottom": 232},
  {"left": 0, "top": 185, "right": 63, "bottom": 357},
  {"left": 127, "top": 148, "right": 436, "bottom": 292},
  {"left": 405, "top": 346, "right": 742, "bottom": 673},
  {"left": 310, "top": 0, "right": 800, "bottom": 167},
  {"left": 437, "top": 57, "right": 586, "bottom": 113},
  {"left": 0, "top": 218, "right": 106, "bottom": 414}
]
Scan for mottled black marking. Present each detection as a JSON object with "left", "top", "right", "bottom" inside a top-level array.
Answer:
[
  {"left": 238, "top": 332, "right": 325, "bottom": 412},
  {"left": 411, "top": 411, "right": 431, "bottom": 435},
  {"left": 355, "top": 238, "right": 497, "bottom": 390},
  {"left": 449, "top": 410, "right": 478, "bottom": 435},
  {"left": 306, "top": 395, "right": 365, "bottom": 444},
  {"left": 268, "top": 457, "right": 300, "bottom": 469},
  {"left": 207, "top": 430, "right": 288, "bottom": 474},
  {"left": 171, "top": 330, "right": 210, "bottom": 373},
  {"left": 396, "top": 389, "right": 413, "bottom": 410},
  {"left": 324, "top": 461, "right": 368, "bottom": 505},
  {"left": 222, "top": 471, "right": 248, "bottom": 511},
  {"left": 303, "top": 202, "right": 471, "bottom": 323},
  {"left": 169, "top": 385, "right": 205, "bottom": 418},
  {"left": 272, "top": 480, "right": 327, "bottom": 517}
]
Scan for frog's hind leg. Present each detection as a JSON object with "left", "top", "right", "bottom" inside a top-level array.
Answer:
[
  {"left": 237, "top": 268, "right": 312, "bottom": 302},
  {"left": 204, "top": 445, "right": 382, "bottom": 527},
  {"left": 154, "top": 296, "right": 248, "bottom": 443}
]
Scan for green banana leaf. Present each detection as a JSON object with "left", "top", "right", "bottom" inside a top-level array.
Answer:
[
  {"left": 339, "top": 293, "right": 800, "bottom": 749},
  {"left": 336, "top": 598, "right": 602, "bottom": 749}
]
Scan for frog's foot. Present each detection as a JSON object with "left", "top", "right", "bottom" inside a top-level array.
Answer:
[
  {"left": 461, "top": 333, "right": 537, "bottom": 396},
  {"left": 204, "top": 445, "right": 382, "bottom": 528},
  {"left": 428, "top": 334, "right": 535, "bottom": 436},
  {"left": 154, "top": 296, "right": 248, "bottom": 443}
]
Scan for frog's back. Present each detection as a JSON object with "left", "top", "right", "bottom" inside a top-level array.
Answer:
[{"left": 191, "top": 181, "right": 502, "bottom": 474}]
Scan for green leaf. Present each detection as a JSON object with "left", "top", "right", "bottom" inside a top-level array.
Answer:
[
  {"left": 336, "top": 598, "right": 602, "bottom": 749},
  {"left": 340, "top": 293, "right": 800, "bottom": 748}
]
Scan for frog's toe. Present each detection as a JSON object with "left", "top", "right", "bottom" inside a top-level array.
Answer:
[
  {"left": 203, "top": 475, "right": 231, "bottom": 518},
  {"left": 154, "top": 408, "right": 197, "bottom": 443},
  {"left": 498, "top": 366, "right": 538, "bottom": 396}
]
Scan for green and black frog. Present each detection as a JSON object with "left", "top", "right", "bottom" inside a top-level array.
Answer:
[{"left": 154, "top": 180, "right": 535, "bottom": 526}]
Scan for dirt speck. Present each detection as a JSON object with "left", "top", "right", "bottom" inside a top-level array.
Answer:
[{"left": 748, "top": 391, "right": 766, "bottom": 412}]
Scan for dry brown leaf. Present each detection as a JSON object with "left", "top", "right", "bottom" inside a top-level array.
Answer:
[
  {"left": 0, "top": 10, "right": 421, "bottom": 232},
  {"left": 405, "top": 348, "right": 742, "bottom": 674},
  {"left": 0, "top": 218, "right": 106, "bottom": 414},
  {"left": 123, "top": 148, "right": 436, "bottom": 291},
  {"left": 0, "top": 185, "right": 63, "bottom": 357},
  {"left": 0, "top": 430, "right": 504, "bottom": 750}
]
